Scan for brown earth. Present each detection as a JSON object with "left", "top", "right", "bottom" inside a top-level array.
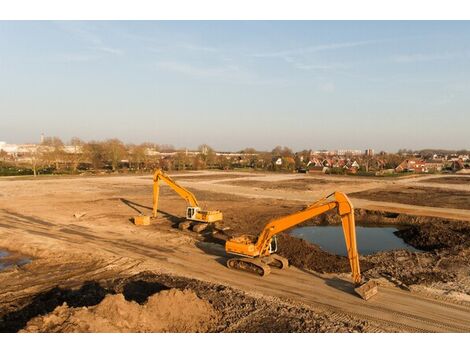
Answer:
[
  {"left": 7, "top": 272, "right": 371, "bottom": 333},
  {"left": 224, "top": 178, "right": 365, "bottom": 191},
  {"left": 421, "top": 176, "right": 470, "bottom": 185},
  {"left": 350, "top": 186, "right": 470, "bottom": 210},
  {"left": 21, "top": 288, "right": 219, "bottom": 333},
  {"left": 172, "top": 174, "right": 252, "bottom": 182},
  {"left": 1, "top": 172, "right": 470, "bottom": 332}
]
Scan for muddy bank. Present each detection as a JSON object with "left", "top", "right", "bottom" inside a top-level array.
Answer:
[
  {"left": 0, "top": 249, "right": 31, "bottom": 271},
  {"left": 277, "top": 234, "right": 373, "bottom": 274},
  {"left": 1, "top": 272, "right": 373, "bottom": 333}
]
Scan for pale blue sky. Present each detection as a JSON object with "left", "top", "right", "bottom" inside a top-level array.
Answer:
[{"left": 0, "top": 21, "right": 469, "bottom": 151}]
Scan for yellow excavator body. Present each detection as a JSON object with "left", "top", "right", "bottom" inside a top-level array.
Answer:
[
  {"left": 133, "top": 169, "right": 223, "bottom": 227},
  {"left": 225, "top": 192, "right": 378, "bottom": 300}
]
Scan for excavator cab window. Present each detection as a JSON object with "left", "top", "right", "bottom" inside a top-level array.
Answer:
[
  {"left": 186, "top": 207, "right": 199, "bottom": 220},
  {"left": 269, "top": 236, "right": 278, "bottom": 254}
]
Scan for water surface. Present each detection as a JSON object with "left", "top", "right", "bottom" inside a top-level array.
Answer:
[{"left": 289, "top": 226, "right": 419, "bottom": 256}]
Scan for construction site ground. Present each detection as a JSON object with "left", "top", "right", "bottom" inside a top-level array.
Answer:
[{"left": 1, "top": 171, "right": 470, "bottom": 332}]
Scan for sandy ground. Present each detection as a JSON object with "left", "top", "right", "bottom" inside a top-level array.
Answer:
[{"left": 0, "top": 171, "right": 470, "bottom": 332}]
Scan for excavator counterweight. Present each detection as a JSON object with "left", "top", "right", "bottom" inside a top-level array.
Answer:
[{"left": 225, "top": 192, "right": 378, "bottom": 300}]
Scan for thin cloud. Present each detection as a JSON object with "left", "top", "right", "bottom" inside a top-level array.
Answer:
[
  {"left": 156, "top": 61, "right": 241, "bottom": 79},
  {"left": 392, "top": 52, "right": 457, "bottom": 63},
  {"left": 155, "top": 61, "right": 287, "bottom": 86},
  {"left": 251, "top": 40, "right": 378, "bottom": 58},
  {"left": 94, "top": 46, "right": 124, "bottom": 56},
  {"left": 54, "top": 22, "right": 124, "bottom": 57},
  {"left": 283, "top": 56, "right": 349, "bottom": 71},
  {"left": 179, "top": 43, "right": 219, "bottom": 53},
  {"left": 55, "top": 53, "right": 101, "bottom": 63},
  {"left": 318, "top": 82, "right": 336, "bottom": 93}
]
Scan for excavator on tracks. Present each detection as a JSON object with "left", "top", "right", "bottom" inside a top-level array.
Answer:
[
  {"left": 133, "top": 169, "right": 223, "bottom": 232},
  {"left": 224, "top": 191, "right": 378, "bottom": 300}
]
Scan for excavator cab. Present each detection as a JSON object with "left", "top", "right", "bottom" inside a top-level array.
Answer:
[
  {"left": 186, "top": 206, "right": 199, "bottom": 220},
  {"left": 269, "top": 236, "right": 278, "bottom": 254}
]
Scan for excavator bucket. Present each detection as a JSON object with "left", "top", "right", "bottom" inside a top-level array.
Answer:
[
  {"left": 133, "top": 215, "right": 150, "bottom": 226},
  {"left": 354, "top": 280, "right": 379, "bottom": 300}
]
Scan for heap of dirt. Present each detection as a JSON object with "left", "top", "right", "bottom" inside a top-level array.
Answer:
[
  {"left": 21, "top": 288, "right": 219, "bottom": 333},
  {"left": 276, "top": 234, "right": 373, "bottom": 273},
  {"left": 363, "top": 248, "right": 470, "bottom": 293},
  {"left": 394, "top": 220, "right": 470, "bottom": 250},
  {"left": 5, "top": 272, "right": 380, "bottom": 333}
]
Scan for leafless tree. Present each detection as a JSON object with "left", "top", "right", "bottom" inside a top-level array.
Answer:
[{"left": 103, "top": 139, "right": 127, "bottom": 171}]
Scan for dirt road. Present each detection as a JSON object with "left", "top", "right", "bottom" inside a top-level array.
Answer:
[{"left": 1, "top": 172, "right": 469, "bottom": 332}]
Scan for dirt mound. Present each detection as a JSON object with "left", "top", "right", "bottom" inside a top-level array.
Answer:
[
  {"left": 276, "top": 234, "right": 373, "bottom": 273},
  {"left": 394, "top": 221, "right": 470, "bottom": 250},
  {"left": 363, "top": 248, "right": 470, "bottom": 293},
  {"left": 21, "top": 288, "right": 219, "bottom": 333}
]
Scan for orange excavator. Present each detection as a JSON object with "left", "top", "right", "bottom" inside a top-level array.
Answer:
[
  {"left": 133, "top": 169, "right": 223, "bottom": 232},
  {"left": 224, "top": 191, "right": 378, "bottom": 300}
]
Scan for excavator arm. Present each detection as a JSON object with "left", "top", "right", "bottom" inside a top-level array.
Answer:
[
  {"left": 255, "top": 192, "right": 361, "bottom": 284},
  {"left": 152, "top": 169, "right": 199, "bottom": 218}
]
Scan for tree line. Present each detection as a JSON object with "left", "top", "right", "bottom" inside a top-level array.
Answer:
[{"left": 0, "top": 136, "right": 405, "bottom": 176}]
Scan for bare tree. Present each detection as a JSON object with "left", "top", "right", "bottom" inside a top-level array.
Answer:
[
  {"left": 42, "top": 136, "right": 65, "bottom": 171},
  {"left": 83, "top": 141, "right": 106, "bottom": 170},
  {"left": 68, "top": 137, "right": 84, "bottom": 172},
  {"left": 103, "top": 139, "right": 127, "bottom": 171},
  {"left": 128, "top": 143, "right": 147, "bottom": 170}
]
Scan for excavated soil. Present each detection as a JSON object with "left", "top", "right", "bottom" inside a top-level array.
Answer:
[
  {"left": 350, "top": 186, "right": 470, "bottom": 210},
  {"left": 2, "top": 272, "right": 371, "bottom": 333},
  {"left": 421, "top": 176, "right": 470, "bottom": 185},
  {"left": 21, "top": 289, "right": 219, "bottom": 333},
  {"left": 276, "top": 234, "right": 373, "bottom": 274}
]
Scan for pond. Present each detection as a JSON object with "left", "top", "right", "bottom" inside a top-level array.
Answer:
[
  {"left": 289, "top": 226, "right": 420, "bottom": 256},
  {"left": 0, "top": 249, "right": 32, "bottom": 271}
]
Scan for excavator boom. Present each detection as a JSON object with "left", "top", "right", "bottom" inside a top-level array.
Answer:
[{"left": 152, "top": 170, "right": 199, "bottom": 218}]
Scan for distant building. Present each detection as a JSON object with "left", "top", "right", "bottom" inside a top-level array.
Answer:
[
  {"left": 424, "top": 161, "right": 444, "bottom": 172},
  {"left": 336, "top": 149, "right": 363, "bottom": 156},
  {"left": 364, "top": 149, "right": 374, "bottom": 156},
  {"left": 395, "top": 159, "right": 427, "bottom": 173}
]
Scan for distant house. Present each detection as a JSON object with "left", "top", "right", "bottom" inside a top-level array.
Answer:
[
  {"left": 395, "top": 159, "right": 427, "bottom": 173},
  {"left": 273, "top": 157, "right": 282, "bottom": 166},
  {"left": 424, "top": 161, "right": 444, "bottom": 172},
  {"left": 449, "top": 159, "right": 465, "bottom": 172}
]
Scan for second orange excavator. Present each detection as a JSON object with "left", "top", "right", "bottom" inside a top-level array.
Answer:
[{"left": 224, "top": 191, "right": 378, "bottom": 300}]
